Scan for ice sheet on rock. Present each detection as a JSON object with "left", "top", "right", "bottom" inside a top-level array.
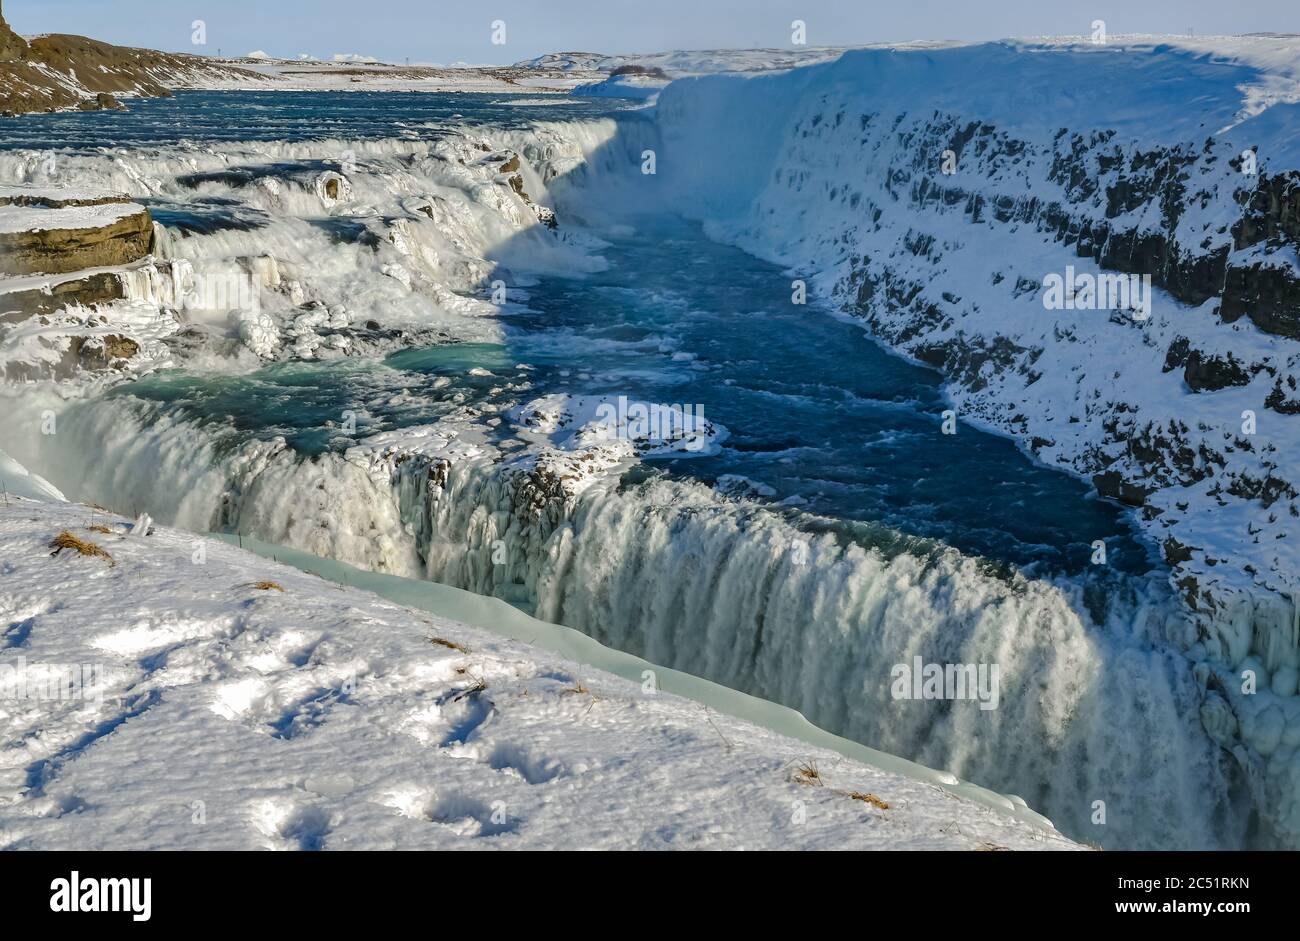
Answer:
[{"left": 0, "top": 449, "right": 64, "bottom": 502}]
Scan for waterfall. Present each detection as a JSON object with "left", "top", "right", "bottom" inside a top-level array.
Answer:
[{"left": 4, "top": 391, "right": 1247, "bottom": 849}]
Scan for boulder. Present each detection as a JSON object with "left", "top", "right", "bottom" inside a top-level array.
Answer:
[
  {"left": 1182, "top": 349, "right": 1253, "bottom": 392},
  {"left": 1092, "top": 470, "right": 1151, "bottom": 507},
  {"left": 77, "top": 92, "right": 127, "bottom": 111}
]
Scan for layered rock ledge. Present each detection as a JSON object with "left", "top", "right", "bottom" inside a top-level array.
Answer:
[{"left": 0, "top": 185, "right": 153, "bottom": 276}]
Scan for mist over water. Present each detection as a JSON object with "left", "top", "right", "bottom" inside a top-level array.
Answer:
[{"left": 0, "top": 91, "right": 1250, "bottom": 848}]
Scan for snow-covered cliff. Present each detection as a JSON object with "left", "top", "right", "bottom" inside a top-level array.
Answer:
[{"left": 537, "top": 36, "right": 1300, "bottom": 847}]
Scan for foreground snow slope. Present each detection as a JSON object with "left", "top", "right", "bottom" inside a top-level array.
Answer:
[{"left": 0, "top": 496, "right": 1074, "bottom": 850}]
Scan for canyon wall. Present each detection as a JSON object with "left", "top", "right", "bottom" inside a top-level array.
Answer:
[{"left": 544, "top": 39, "right": 1300, "bottom": 846}]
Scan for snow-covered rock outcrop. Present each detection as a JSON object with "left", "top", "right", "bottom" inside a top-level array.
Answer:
[
  {"left": 0, "top": 185, "right": 153, "bottom": 276},
  {"left": 0, "top": 185, "right": 172, "bottom": 379}
]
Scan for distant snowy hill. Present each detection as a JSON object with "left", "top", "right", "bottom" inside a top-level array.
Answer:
[
  {"left": 521, "top": 44, "right": 881, "bottom": 101},
  {"left": 516, "top": 45, "right": 910, "bottom": 78},
  {"left": 513, "top": 51, "right": 609, "bottom": 72}
]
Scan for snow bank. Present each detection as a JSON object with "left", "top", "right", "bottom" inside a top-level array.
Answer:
[
  {"left": 0, "top": 449, "right": 63, "bottom": 502},
  {"left": 0, "top": 197, "right": 147, "bottom": 246},
  {"left": 572, "top": 74, "right": 666, "bottom": 102}
]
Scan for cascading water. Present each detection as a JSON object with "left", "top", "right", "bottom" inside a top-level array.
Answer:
[
  {"left": 5, "top": 355, "right": 1247, "bottom": 850},
  {"left": 0, "top": 91, "right": 1259, "bottom": 849}
]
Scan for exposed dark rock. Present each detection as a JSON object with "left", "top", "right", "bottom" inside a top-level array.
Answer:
[
  {"left": 75, "top": 333, "right": 139, "bottom": 370},
  {"left": 1220, "top": 259, "right": 1300, "bottom": 338},
  {"left": 1225, "top": 472, "right": 1295, "bottom": 508},
  {"left": 1182, "top": 349, "right": 1253, "bottom": 392},
  {"left": 1092, "top": 470, "right": 1151, "bottom": 507},
  {"left": 0, "top": 189, "right": 128, "bottom": 209},
  {"left": 77, "top": 92, "right": 127, "bottom": 111},
  {"left": 1163, "top": 537, "right": 1195, "bottom": 566},
  {"left": 1163, "top": 336, "right": 1191, "bottom": 372},
  {"left": 1233, "top": 169, "right": 1300, "bottom": 247},
  {"left": 1265, "top": 376, "right": 1300, "bottom": 414}
]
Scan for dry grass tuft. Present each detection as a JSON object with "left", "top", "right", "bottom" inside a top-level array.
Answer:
[
  {"left": 49, "top": 531, "right": 115, "bottom": 566},
  {"left": 847, "top": 791, "right": 890, "bottom": 810},
  {"left": 250, "top": 581, "right": 284, "bottom": 592},
  {"left": 794, "top": 760, "right": 823, "bottom": 787},
  {"left": 563, "top": 680, "right": 602, "bottom": 716},
  {"left": 429, "top": 636, "right": 469, "bottom": 653},
  {"left": 451, "top": 676, "right": 487, "bottom": 702},
  {"left": 977, "top": 842, "right": 1010, "bottom": 852},
  {"left": 87, "top": 524, "right": 114, "bottom": 535}
]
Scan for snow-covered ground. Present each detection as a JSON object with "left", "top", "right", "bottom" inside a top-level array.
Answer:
[
  {"left": 199, "top": 56, "right": 594, "bottom": 94},
  {"left": 0, "top": 491, "right": 1074, "bottom": 850},
  {"left": 0, "top": 200, "right": 143, "bottom": 235}
]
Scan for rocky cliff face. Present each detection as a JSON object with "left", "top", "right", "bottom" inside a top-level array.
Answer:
[
  {"left": 0, "top": 0, "right": 264, "bottom": 115},
  {"left": 0, "top": 1, "right": 27, "bottom": 61},
  {"left": 0, "top": 195, "right": 153, "bottom": 277},
  {"left": 809, "top": 109, "right": 1300, "bottom": 626}
]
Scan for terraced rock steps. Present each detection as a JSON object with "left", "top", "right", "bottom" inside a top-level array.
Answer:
[{"left": 0, "top": 184, "right": 165, "bottom": 378}]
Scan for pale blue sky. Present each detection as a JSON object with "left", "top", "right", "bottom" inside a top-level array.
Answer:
[{"left": 8, "top": 0, "right": 1299, "bottom": 65}]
